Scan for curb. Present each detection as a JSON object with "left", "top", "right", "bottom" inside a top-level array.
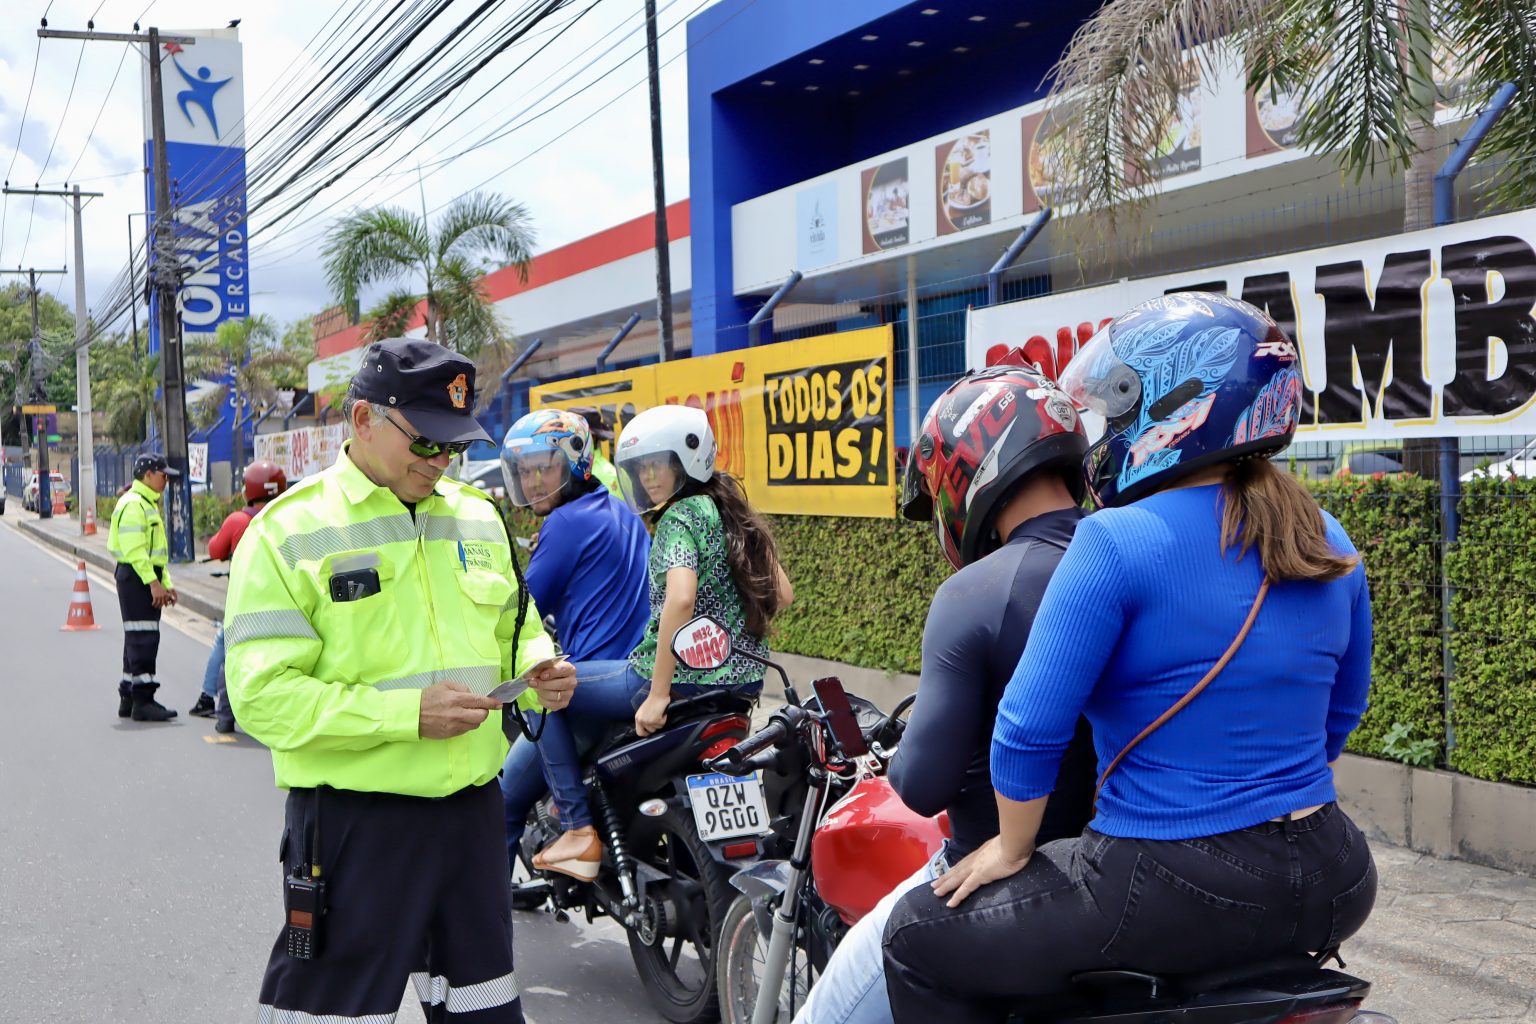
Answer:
[{"left": 15, "top": 519, "right": 226, "bottom": 622}]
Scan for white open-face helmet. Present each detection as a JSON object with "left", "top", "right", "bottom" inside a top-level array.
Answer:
[{"left": 614, "top": 404, "right": 717, "bottom": 511}]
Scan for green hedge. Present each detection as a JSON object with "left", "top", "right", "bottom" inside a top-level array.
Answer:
[
  {"left": 759, "top": 475, "right": 1533, "bottom": 786},
  {"left": 1446, "top": 476, "right": 1536, "bottom": 784},
  {"left": 95, "top": 492, "right": 244, "bottom": 553},
  {"left": 1307, "top": 476, "right": 1445, "bottom": 764},
  {"left": 768, "top": 514, "right": 951, "bottom": 674}
]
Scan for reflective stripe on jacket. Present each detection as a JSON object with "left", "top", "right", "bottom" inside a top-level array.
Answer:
[
  {"left": 224, "top": 443, "right": 556, "bottom": 796},
  {"left": 107, "top": 480, "right": 172, "bottom": 588}
]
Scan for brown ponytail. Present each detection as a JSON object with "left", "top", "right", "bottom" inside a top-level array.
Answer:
[
  {"left": 696, "top": 473, "right": 784, "bottom": 638},
  {"left": 1220, "top": 459, "right": 1358, "bottom": 582}
]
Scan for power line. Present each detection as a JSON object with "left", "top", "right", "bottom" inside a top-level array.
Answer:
[
  {"left": 62, "top": 40, "right": 133, "bottom": 187},
  {"left": 20, "top": 40, "right": 88, "bottom": 265},
  {"left": 1, "top": 38, "right": 45, "bottom": 265}
]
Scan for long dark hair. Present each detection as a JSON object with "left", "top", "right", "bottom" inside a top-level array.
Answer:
[
  {"left": 672, "top": 472, "right": 783, "bottom": 638},
  {"left": 1220, "top": 459, "right": 1358, "bottom": 582}
]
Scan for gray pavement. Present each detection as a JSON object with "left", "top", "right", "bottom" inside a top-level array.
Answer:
[{"left": 6, "top": 507, "right": 1536, "bottom": 1023}]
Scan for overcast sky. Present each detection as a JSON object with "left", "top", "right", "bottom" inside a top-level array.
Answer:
[{"left": 0, "top": 0, "right": 710, "bottom": 335}]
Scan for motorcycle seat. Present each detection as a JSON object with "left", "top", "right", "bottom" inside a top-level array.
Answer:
[{"left": 590, "top": 688, "right": 759, "bottom": 752}]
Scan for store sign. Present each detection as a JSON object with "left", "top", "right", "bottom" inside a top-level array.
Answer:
[
  {"left": 796, "top": 181, "right": 839, "bottom": 270},
  {"left": 188, "top": 443, "right": 209, "bottom": 484},
  {"left": 253, "top": 424, "right": 347, "bottom": 480},
  {"left": 861, "top": 158, "right": 909, "bottom": 253},
  {"left": 530, "top": 327, "right": 896, "bottom": 518},
  {"left": 966, "top": 209, "right": 1536, "bottom": 442}
]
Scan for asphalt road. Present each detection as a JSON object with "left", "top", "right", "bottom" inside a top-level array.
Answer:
[{"left": 0, "top": 518, "right": 660, "bottom": 1024}]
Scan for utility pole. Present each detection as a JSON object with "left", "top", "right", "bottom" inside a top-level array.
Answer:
[
  {"left": 4, "top": 184, "right": 105, "bottom": 534},
  {"left": 643, "top": 0, "right": 675, "bottom": 361},
  {"left": 39, "top": 23, "right": 197, "bottom": 560},
  {"left": 0, "top": 267, "right": 68, "bottom": 519}
]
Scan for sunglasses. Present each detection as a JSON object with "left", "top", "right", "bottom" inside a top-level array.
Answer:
[{"left": 383, "top": 413, "right": 473, "bottom": 458}]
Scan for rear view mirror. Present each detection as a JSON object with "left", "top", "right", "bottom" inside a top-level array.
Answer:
[
  {"left": 672, "top": 615, "right": 733, "bottom": 671},
  {"left": 812, "top": 677, "right": 869, "bottom": 757}
]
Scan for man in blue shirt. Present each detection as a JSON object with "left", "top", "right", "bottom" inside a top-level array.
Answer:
[{"left": 498, "top": 409, "right": 651, "bottom": 871}]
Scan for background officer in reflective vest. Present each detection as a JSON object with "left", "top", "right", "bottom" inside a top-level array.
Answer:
[
  {"left": 226, "top": 338, "right": 576, "bottom": 1024},
  {"left": 107, "top": 452, "right": 179, "bottom": 722}
]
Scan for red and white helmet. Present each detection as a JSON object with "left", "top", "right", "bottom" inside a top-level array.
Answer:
[
  {"left": 243, "top": 460, "right": 288, "bottom": 503},
  {"left": 901, "top": 366, "right": 1087, "bottom": 569}
]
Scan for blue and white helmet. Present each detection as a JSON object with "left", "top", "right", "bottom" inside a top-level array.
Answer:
[
  {"left": 1059, "top": 292, "right": 1303, "bottom": 508},
  {"left": 500, "top": 409, "right": 594, "bottom": 507}
]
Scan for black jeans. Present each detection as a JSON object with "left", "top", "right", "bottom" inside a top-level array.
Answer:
[{"left": 883, "top": 803, "right": 1377, "bottom": 1024}]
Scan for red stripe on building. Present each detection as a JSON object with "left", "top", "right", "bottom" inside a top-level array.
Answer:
[{"left": 316, "top": 200, "right": 691, "bottom": 358}]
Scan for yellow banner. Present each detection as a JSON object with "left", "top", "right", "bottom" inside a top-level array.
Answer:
[{"left": 529, "top": 326, "right": 896, "bottom": 518}]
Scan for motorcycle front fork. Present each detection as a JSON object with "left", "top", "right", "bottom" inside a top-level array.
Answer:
[{"left": 755, "top": 782, "right": 829, "bottom": 1024}]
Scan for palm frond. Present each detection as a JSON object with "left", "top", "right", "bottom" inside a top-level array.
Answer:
[
  {"left": 1442, "top": 0, "right": 1536, "bottom": 211},
  {"left": 322, "top": 207, "right": 432, "bottom": 309},
  {"left": 434, "top": 257, "right": 507, "bottom": 356},
  {"left": 435, "top": 191, "right": 537, "bottom": 283},
  {"left": 364, "top": 290, "right": 422, "bottom": 343}
]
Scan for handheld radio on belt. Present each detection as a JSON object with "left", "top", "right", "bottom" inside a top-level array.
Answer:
[{"left": 285, "top": 789, "right": 327, "bottom": 959}]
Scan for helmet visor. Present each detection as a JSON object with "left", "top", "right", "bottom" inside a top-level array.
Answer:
[
  {"left": 1059, "top": 325, "right": 1141, "bottom": 424},
  {"left": 617, "top": 451, "right": 688, "bottom": 513},
  {"left": 501, "top": 448, "right": 571, "bottom": 509}
]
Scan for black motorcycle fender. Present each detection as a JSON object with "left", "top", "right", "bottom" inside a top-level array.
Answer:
[{"left": 727, "top": 859, "right": 792, "bottom": 941}]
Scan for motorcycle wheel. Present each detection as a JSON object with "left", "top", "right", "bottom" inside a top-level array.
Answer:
[
  {"left": 717, "top": 892, "right": 818, "bottom": 1024},
  {"left": 625, "top": 804, "right": 735, "bottom": 1024}
]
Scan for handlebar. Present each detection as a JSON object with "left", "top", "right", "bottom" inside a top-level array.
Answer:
[{"left": 704, "top": 716, "right": 790, "bottom": 775}]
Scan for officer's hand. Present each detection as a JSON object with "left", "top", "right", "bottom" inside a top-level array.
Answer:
[
  {"left": 529, "top": 659, "right": 575, "bottom": 710},
  {"left": 149, "top": 581, "right": 172, "bottom": 608},
  {"left": 419, "top": 682, "right": 503, "bottom": 739}
]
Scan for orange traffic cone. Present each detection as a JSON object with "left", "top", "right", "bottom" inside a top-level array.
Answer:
[
  {"left": 61, "top": 560, "right": 101, "bottom": 631},
  {"left": 82, "top": 505, "right": 97, "bottom": 536}
]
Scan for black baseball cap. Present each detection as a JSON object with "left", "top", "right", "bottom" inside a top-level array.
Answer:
[
  {"left": 350, "top": 338, "right": 494, "bottom": 445},
  {"left": 133, "top": 453, "right": 181, "bottom": 478}
]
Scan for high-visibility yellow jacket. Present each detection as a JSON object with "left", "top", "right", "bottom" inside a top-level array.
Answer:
[
  {"left": 225, "top": 444, "right": 556, "bottom": 796},
  {"left": 107, "top": 479, "right": 173, "bottom": 589}
]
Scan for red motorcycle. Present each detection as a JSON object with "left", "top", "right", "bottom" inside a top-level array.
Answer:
[{"left": 702, "top": 635, "right": 1396, "bottom": 1024}]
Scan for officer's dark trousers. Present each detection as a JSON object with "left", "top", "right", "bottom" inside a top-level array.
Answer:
[
  {"left": 882, "top": 803, "right": 1377, "bottom": 1024},
  {"left": 260, "top": 780, "right": 526, "bottom": 1023},
  {"left": 114, "top": 564, "right": 161, "bottom": 683}
]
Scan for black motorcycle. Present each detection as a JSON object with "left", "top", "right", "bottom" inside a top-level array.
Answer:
[{"left": 508, "top": 616, "right": 805, "bottom": 1024}]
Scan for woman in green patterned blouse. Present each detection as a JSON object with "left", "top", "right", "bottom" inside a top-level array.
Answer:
[{"left": 531, "top": 405, "right": 793, "bottom": 879}]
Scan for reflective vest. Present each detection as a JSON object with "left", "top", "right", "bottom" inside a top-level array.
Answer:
[
  {"left": 225, "top": 444, "right": 556, "bottom": 796},
  {"left": 107, "top": 480, "right": 172, "bottom": 588}
]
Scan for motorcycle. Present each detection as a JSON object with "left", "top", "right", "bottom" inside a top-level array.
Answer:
[
  {"left": 507, "top": 615, "right": 804, "bottom": 1024},
  {"left": 705, "top": 639, "right": 1399, "bottom": 1024}
]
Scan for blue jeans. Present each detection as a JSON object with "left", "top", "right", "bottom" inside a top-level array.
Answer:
[
  {"left": 200, "top": 623, "right": 225, "bottom": 698},
  {"left": 791, "top": 845, "right": 948, "bottom": 1024},
  {"left": 531, "top": 660, "right": 651, "bottom": 833}
]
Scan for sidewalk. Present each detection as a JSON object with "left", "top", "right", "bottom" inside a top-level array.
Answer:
[
  {"left": 15, "top": 509, "right": 230, "bottom": 621},
  {"left": 11, "top": 507, "right": 1536, "bottom": 1023}
]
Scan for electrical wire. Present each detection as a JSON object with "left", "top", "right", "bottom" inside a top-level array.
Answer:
[
  {"left": 19, "top": 40, "right": 87, "bottom": 267},
  {"left": 1, "top": 38, "right": 45, "bottom": 265},
  {"left": 63, "top": 41, "right": 131, "bottom": 188}
]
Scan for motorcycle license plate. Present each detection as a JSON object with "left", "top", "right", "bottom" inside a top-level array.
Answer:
[{"left": 685, "top": 772, "right": 771, "bottom": 842}]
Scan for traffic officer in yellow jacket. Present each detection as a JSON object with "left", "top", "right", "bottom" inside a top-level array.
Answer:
[
  {"left": 108, "top": 452, "right": 180, "bottom": 721},
  {"left": 226, "top": 338, "right": 577, "bottom": 1024}
]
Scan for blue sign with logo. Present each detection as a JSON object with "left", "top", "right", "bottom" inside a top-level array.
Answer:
[{"left": 144, "top": 32, "right": 250, "bottom": 467}]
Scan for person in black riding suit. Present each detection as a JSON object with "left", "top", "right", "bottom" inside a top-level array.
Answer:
[{"left": 794, "top": 365, "right": 1098, "bottom": 1024}]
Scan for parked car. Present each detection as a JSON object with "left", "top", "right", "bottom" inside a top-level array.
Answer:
[
  {"left": 461, "top": 458, "right": 507, "bottom": 500},
  {"left": 22, "top": 471, "right": 70, "bottom": 512},
  {"left": 1462, "top": 438, "right": 1536, "bottom": 482},
  {"left": 1332, "top": 441, "right": 1406, "bottom": 478}
]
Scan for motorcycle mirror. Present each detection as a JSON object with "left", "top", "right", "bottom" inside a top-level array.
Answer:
[
  {"left": 671, "top": 615, "right": 733, "bottom": 671},
  {"left": 812, "top": 677, "right": 868, "bottom": 757}
]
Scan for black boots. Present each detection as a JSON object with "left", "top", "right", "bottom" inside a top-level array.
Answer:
[
  {"left": 189, "top": 693, "right": 217, "bottom": 718},
  {"left": 118, "top": 681, "right": 132, "bottom": 718},
  {"left": 130, "top": 682, "right": 178, "bottom": 722}
]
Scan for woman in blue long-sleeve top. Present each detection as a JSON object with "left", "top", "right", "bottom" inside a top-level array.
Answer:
[{"left": 882, "top": 293, "right": 1378, "bottom": 1023}]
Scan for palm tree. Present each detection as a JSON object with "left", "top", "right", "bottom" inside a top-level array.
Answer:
[
  {"left": 99, "top": 353, "right": 161, "bottom": 445},
  {"left": 322, "top": 191, "right": 535, "bottom": 356},
  {"left": 1040, "top": 0, "right": 1536, "bottom": 474},
  {"left": 185, "top": 314, "right": 308, "bottom": 471}
]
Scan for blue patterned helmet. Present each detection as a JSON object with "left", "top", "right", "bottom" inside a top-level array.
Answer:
[
  {"left": 1059, "top": 292, "right": 1303, "bottom": 508},
  {"left": 500, "top": 409, "right": 594, "bottom": 510}
]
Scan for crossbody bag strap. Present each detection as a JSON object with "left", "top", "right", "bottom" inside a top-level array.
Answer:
[{"left": 1093, "top": 577, "right": 1271, "bottom": 809}]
